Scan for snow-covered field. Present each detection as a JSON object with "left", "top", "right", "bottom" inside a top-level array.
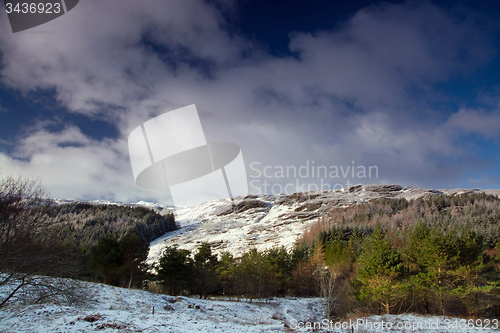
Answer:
[
  {"left": 0, "top": 280, "right": 325, "bottom": 332},
  {"left": 1, "top": 280, "right": 498, "bottom": 332}
]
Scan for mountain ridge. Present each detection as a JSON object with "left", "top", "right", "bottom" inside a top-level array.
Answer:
[{"left": 53, "top": 184, "right": 500, "bottom": 262}]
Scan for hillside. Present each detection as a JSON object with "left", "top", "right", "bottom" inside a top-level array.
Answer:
[
  {"left": 53, "top": 184, "right": 500, "bottom": 262},
  {"left": 147, "top": 185, "right": 500, "bottom": 261}
]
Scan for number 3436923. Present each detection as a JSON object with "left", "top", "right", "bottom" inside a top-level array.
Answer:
[{"left": 5, "top": 2, "right": 61, "bottom": 14}]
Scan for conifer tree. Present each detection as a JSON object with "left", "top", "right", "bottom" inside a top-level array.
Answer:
[
  {"left": 265, "top": 246, "right": 294, "bottom": 296},
  {"left": 448, "top": 231, "right": 498, "bottom": 318},
  {"left": 88, "top": 236, "right": 123, "bottom": 285},
  {"left": 193, "top": 242, "right": 219, "bottom": 299},
  {"left": 353, "top": 224, "right": 408, "bottom": 314},
  {"left": 157, "top": 246, "right": 193, "bottom": 295},
  {"left": 405, "top": 223, "right": 458, "bottom": 316},
  {"left": 217, "top": 251, "right": 236, "bottom": 296},
  {"left": 120, "top": 232, "right": 150, "bottom": 288}
]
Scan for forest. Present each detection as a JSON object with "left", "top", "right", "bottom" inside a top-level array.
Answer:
[{"left": 296, "top": 193, "right": 500, "bottom": 318}]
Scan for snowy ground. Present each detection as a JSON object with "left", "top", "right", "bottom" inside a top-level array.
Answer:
[
  {"left": 1, "top": 281, "right": 498, "bottom": 332},
  {"left": 0, "top": 280, "right": 325, "bottom": 332}
]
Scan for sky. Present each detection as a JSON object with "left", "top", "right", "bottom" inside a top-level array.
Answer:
[{"left": 0, "top": 0, "right": 500, "bottom": 204}]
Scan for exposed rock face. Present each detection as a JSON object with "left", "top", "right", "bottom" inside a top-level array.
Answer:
[
  {"left": 217, "top": 199, "right": 269, "bottom": 216},
  {"left": 146, "top": 185, "right": 499, "bottom": 262},
  {"left": 363, "top": 184, "right": 403, "bottom": 192}
]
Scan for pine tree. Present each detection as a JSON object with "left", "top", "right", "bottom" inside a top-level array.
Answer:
[
  {"left": 157, "top": 246, "right": 193, "bottom": 295},
  {"left": 353, "top": 224, "right": 408, "bottom": 314},
  {"left": 448, "top": 231, "right": 499, "bottom": 318},
  {"left": 87, "top": 236, "right": 123, "bottom": 285},
  {"left": 405, "top": 222, "right": 459, "bottom": 316},
  {"left": 240, "top": 249, "right": 268, "bottom": 299},
  {"left": 193, "top": 243, "right": 219, "bottom": 299},
  {"left": 265, "top": 246, "right": 293, "bottom": 296},
  {"left": 120, "top": 232, "right": 149, "bottom": 288},
  {"left": 217, "top": 252, "right": 236, "bottom": 296}
]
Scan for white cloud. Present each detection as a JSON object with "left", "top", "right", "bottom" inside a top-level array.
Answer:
[{"left": 0, "top": 125, "right": 169, "bottom": 203}]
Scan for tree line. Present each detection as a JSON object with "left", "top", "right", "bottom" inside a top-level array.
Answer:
[{"left": 153, "top": 243, "right": 322, "bottom": 300}]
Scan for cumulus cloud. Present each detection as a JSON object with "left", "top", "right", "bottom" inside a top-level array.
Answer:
[
  {"left": 0, "top": 0, "right": 498, "bottom": 201},
  {"left": 0, "top": 124, "right": 171, "bottom": 202}
]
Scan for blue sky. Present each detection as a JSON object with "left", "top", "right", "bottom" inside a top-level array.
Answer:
[{"left": 0, "top": 0, "right": 499, "bottom": 203}]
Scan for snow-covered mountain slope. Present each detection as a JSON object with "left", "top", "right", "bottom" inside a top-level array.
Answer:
[
  {"left": 53, "top": 184, "right": 500, "bottom": 262},
  {"left": 147, "top": 185, "right": 500, "bottom": 262}
]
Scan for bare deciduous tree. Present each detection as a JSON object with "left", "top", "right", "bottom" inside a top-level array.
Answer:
[
  {"left": 0, "top": 175, "right": 85, "bottom": 308},
  {"left": 315, "top": 266, "right": 337, "bottom": 318}
]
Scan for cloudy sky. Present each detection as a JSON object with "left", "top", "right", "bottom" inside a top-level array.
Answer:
[{"left": 0, "top": 0, "right": 499, "bottom": 204}]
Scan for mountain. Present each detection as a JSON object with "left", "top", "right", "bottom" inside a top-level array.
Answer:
[
  {"left": 54, "top": 185, "right": 500, "bottom": 262},
  {"left": 147, "top": 184, "right": 500, "bottom": 262}
]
